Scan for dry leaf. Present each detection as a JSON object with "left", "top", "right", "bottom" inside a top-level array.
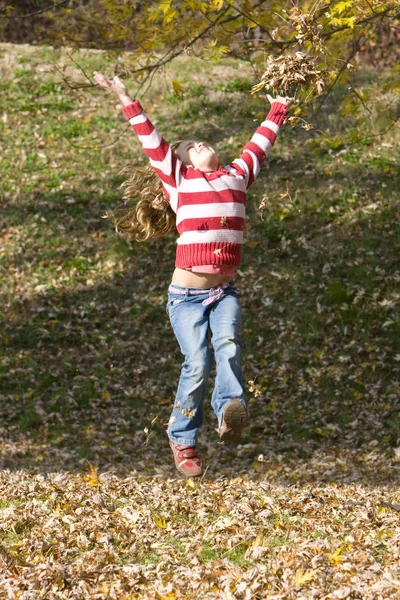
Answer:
[
  {"left": 246, "top": 240, "right": 259, "bottom": 248},
  {"left": 329, "top": 545, "right": 346, "bottom": 565},
  {"left": 172, "top": 79, "right": 184, "bottom": 97},
  {"left": 295, "top": 567, "right": 319, "bottom": 585},
  {"left": 82, "top": 461, "right": 99, "bottom": 487},
  {"left": 153, "top": 515, "right": 168, "bottom": 529}
]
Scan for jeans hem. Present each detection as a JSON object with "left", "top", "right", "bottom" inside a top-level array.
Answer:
[{"left": 168, "top": 434, "right": 198, "bottom": 446}]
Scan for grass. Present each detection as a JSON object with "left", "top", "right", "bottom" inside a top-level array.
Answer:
[
  {"left": 199, "top": 540, "right": 253, "bottom": 567},
  {"left": 0, "top": 40, "right": 399, "bottom": 598}
]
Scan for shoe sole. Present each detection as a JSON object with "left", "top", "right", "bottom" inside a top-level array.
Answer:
[
  {"left": 177, "top": 466, "right": 203, "bottom": 478},
  {"left": 219, "top": 399, "right": 248, "bottom": 442}
]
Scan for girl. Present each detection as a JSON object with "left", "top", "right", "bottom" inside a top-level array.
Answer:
[{"left": 93, "top": 71, "right": 290, "bottom": 477}]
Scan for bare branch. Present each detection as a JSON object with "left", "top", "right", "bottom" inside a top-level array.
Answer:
[
  {"left": 348, "top": 86, "right": 373, "bottom": 115},
  {"left": 50, "top": 61, "right": 94, "bottom": 90},
  {"left": 362, "top": 0, "right": 381, "bottom": 16},
  {"left": 228, "top": 1, "right": 277, "bottom": 44},
  {"left": 321, "top": 5, "right": 400, "bottom": 39},
  {"left": 66, "top": 124, "right": 132, "bottom": 151},
  {"left": 312, "top": 40, "right": 363, "bottom": 120},
  {"left": 124, "top": 2, "right": 400, "bottom": 80},
  {"left": 66, "top": 52, "right": 94, "bottom": 86},
  {"left": 128, "top": 3, "right": 233, "bottom": 77},
  {"left": 346, "top": 113, "right": 400, "bottom": 146},
  {"left": 0, "top": 0, "right": 70, "bottom": 19}
]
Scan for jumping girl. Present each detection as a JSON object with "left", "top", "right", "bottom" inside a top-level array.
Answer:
[{"left": 93, "top": 71, "right": 290, "bottom": 477}]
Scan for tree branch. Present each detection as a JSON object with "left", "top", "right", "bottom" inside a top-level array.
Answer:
[
  {"left": 312, "top": 13, "right": 393, "bottom": 122},
  {"left": 312, "top": 42, "right": 362, "bottom": 121},
  {"left": 227, "top": 0, "right": 277, "bottom": 44},
  {"left": 116, "top": 0, "right": 276, "bottom": 80},
  {"left": 51, "top": 61, "right": 93, "bottom": 90},
  {"left": 346, "top": 113, "right": 400, "bottom": 146},
  {"left": 128, "top": 3, "right": 233, "bottom": 76},
  {"left": 348, "top": 85, "right": 372, "bottom": 115},
  {"left": 321, "top": 5, "right": 400, "bottom": 39},
  {"left": 65, "top": 123, "right": 132, "bottom": 151},
  {"left": 124, "top": 1, "right": 400, "bottom": 79},
  {"left": 0, "top": 0, "right": 70, "bottom": 19}
]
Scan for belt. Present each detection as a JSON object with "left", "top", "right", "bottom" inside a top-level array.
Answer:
[{"left": 168, "top": 281, "right": 236, "bottom": 306}]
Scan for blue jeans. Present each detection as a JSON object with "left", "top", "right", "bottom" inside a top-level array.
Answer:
[{"left": 166, "top": 282, "right": 245, "bottom": 446}]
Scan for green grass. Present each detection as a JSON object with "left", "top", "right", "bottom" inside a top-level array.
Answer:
[
  {"left": 140, "top": 553, "right": 162, "bottom": 565},
  {"left": 0, "top": 43, "right": 399, "bottom": 477},
  {"left": 0, "top": 500, "right": 21, "bottom": 509},
  {"left": 199, "top": 540, "right": 252, "bottom": 566},
  {"left": 268, "top": 534, "right": 292, "bottom": 549},
  {"left": 199, "top": 541, "right": 221, "bottom": 563},
  {"left": 214, "top": 77, "right": 253, "bottom": 93}
]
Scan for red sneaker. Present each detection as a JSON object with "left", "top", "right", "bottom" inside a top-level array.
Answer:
[
  {"left": 219, "top": 399, "right": 248, "bottom": 442},
  {"left": 169, "top": 441, "right": 203, "bottom": 477}
]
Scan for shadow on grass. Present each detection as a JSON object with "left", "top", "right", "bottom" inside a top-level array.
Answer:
[{"left": 1, "top": 158, "right": 399, "bottom": 486}]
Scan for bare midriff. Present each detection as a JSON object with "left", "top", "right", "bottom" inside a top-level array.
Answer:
[{"left": 171, "top": 267, "right": 234, "bottom": 289}]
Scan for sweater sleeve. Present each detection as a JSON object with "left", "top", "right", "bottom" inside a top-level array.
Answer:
[
  {"left": 229, "top": 101, "right": 288, "bottom": 189},
  {"left": 122, "top": 100, "right": 181, "bottom": 211}
]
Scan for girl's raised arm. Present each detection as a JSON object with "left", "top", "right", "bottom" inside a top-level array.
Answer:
[
  {"left": 229, "top": 94, "right": 290, "bottom": 189},
  {"left": 93, "top": 73, "right": 181, "bottom": 210}
]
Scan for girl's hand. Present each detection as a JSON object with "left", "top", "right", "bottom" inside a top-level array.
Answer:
[
  {"left": 93, "top": 72, "right": 130, "bottom": 98},
  {"left": 266, "top": 93, "right": 293, "bottom": 107}
]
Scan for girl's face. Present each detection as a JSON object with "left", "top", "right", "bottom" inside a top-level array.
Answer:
[{"left": 176, "top": 139, "right": 219, "bottom": 171}]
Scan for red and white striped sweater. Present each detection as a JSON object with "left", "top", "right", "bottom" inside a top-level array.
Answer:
[{"left": 122, "top": 100, "right": 288, "bottom": 269}]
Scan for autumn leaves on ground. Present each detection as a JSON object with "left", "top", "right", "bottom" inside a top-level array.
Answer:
[{"left": 1, "top": 44, "right": 399, "bottom": 599}]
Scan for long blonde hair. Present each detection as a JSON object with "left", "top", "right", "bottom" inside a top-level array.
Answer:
[{"left": 105, "top": 143, "right": 181, "bottom": 242}]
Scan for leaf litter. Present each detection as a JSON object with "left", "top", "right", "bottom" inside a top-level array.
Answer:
[{"left": 0, "top": 470, "right": 399, "bottom": 598}]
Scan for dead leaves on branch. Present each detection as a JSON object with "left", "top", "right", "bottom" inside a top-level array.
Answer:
[
  {"left": 251, "top": 52, "right": 326, "bottom": 98},
  {"left": 251, "top": 6, "right": 328, "bottom": 100}
]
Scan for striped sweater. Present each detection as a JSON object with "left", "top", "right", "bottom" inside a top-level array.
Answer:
[{"left": 122, "top": 100, "right": 288, "bottom": 269}]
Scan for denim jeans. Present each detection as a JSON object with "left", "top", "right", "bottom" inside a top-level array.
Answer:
[{"left": 166, "top": 282, "right": 244, "bottom": 446}]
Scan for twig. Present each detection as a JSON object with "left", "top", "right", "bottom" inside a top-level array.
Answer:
[
  {"left": 228, "top": 1, "right": 277, "bottom": 43},
  {"left": 348, "top": 86, "right": 372, "bottom": 115},
  {"left": 313, "top": 38, "right": 363, "bottom": 120},
  {"left": 349, "top": 114, "right": 400, "bottom": 145},
  {"left": 132, "top": 41, "right": 182, "bottom": 98},
  {"left": 363, "top": 0, "right": 380, "bottom": 16},
  {"left": 321, "top": 6, "right": 400, "bottom": 39},
  {"left": 124, "top": 0, "right": 275, "bottom": 79},
  {"left": 65, "top": 124, "right": 131, "bottom": 151},
  {"left": 48, "top": 2, "right": 239, "bottom": 97},
  {"left": 66, "top": 52, "right": 94, "bottom": 86},
  {"left": 220, "top": 535, "right": 254, "bottom": 558},
  {"left": 200, "top": 465, "right": 210, "bottom": 482},
  {"left": 50, "top": 61, "right": 93, "bottom": 90},
  {"left": 266, "top": 4, "right": 400, "bottom": 47},
  {"left": 0, "top": 0, "right": 69, "bottom": 19},
  {"left": 319, "top": 112, "right": 400, "bottom": 150},
  {"left": 128, "top": 3, "right": 233, "bottom": 77}
]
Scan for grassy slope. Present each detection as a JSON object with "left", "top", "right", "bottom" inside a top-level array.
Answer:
[{"left": 0, "top": 43, "right": 399, "bottom": 598}]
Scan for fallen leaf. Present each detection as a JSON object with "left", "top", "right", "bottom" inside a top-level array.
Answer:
[
  {"left": 295, "top": 567, "right": 319, "bottom": 586},
  {"left": 153, "top": 515, "right": 168, "bottom": 529},
  {"left": 82, "top": 461, "right": 99, "bottom": 487}
]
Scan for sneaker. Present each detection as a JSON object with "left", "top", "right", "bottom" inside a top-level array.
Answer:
[
  {"left": 169, "top": 441, "right": 203, "bottom": 477},
  {"left": 219, "top": 398, "right": 248, "bottom": 442}
]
